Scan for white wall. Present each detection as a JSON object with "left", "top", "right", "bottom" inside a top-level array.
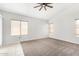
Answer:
[
  {"left": 0, "top": 10, "right": 48, "bottom": 46},
  {"left": 49, "top": 4, "right": 79, "bottom": 44},
  {"left": 0, "top": 15, "right": 2, "bottom": 46}
]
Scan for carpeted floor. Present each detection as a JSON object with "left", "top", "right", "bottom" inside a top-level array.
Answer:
[{"left": 21, "top": 38, "right": 79, "bottom": 56}]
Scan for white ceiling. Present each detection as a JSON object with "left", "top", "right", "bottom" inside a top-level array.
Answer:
[{"left": 0, "top": 3, "right": 77, "bottom": 20}]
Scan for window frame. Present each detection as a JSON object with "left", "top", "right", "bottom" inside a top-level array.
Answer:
[
  {"left": 11, "top": 20, "right": 28, "bottom": 36},
  {"left": 75, "top": 19, "right": 79, "bottom": 37},
  {"left": 48, "top": 23, "right": 54, "bottom": 34}
]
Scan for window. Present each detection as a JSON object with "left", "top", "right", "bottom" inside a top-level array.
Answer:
[
  {"left": 11, "top": 20, "right": 28, "bottom": 36},
  {"left": 76, "top": 20, "right": 79, "bottom": 37},
  {"left": 49, "top": 23, "right": 54, "bottom": 33},
  {"left": 11, "top": 21, "right": 20, "bottom": 35},
  {"left": 21, "top": 21, "right": 28, "bottom": 35}
]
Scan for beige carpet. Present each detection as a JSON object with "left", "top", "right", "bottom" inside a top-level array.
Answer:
[{"left": 21, "top": 38, "right": 79, "bottom": 56}]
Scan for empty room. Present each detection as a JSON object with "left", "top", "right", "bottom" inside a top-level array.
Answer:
[{"left": 0, "top": 3, "right": 79, "bottom": 56}]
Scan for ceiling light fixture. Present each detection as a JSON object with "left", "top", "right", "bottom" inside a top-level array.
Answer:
[{"left": 34, "top": 3, "right": 53, "bottom": 11}]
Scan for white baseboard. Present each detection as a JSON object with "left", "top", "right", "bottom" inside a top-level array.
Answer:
[{"left": 49, "top": 36, "right": 79, "bottom": 44}]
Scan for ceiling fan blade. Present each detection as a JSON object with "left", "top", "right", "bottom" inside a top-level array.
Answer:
[
  {"left": 46, "top": 5, "right": 53, "bottom": 8},
  {"left": 34, "top": 5, "right": 41, "bottom": 8},
  {"left": 37, "top": 3, "right": 44, "bottom": 5},
  {"left": 44, "top": 6, "right": 47, "bottom": 11},
  {"left": 39, "top": 5, "right": 43, "bottom": 11}
]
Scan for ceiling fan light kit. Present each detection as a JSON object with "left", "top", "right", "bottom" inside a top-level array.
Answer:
[{"left": 34, "top": 3, "right": 53, "bottom": 11}]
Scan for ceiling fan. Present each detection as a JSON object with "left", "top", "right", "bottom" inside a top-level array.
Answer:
[{"left": 34, "top": 3, "right": 53, "bottom": 11}]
